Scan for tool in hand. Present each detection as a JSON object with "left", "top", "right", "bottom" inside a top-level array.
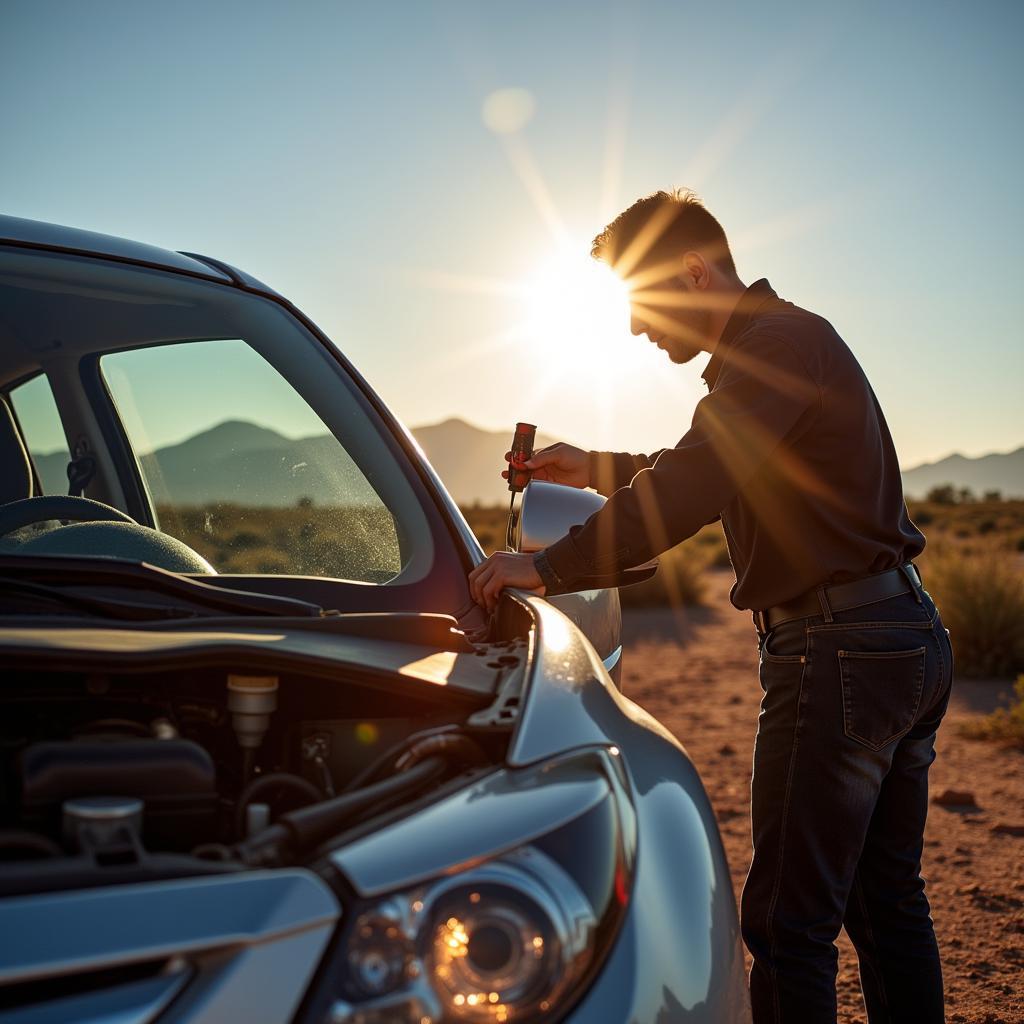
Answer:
[{"left": 505, "top": 422, "right": 536, "bottom": 551}]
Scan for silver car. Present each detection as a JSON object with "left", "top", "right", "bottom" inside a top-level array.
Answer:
[{"left": 0, "top": 216, "right": 749, "bottom": 1023}]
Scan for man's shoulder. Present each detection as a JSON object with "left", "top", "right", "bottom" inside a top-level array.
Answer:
[
  {"left": 740, "top": 300, "right": 853, "bottom": 384},
  {"left": 749, "top": 298, "right": 840, "bottom": 344}
]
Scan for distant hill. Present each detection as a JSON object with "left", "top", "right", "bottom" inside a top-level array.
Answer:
[
  {"left": 900, "top": 447, "right": 1024, "bottom": 499},
  {"left": 35, "top": 421, "right": 380, "bottom": 508},
  {"left": 32, "top": 418, "right": 1022, "bottom": 507},
  {"left": 411, "top": 418, "right": 562, "bottom": 506},
  {"left": 32, "top": 417, "right": 562, "bottom": 508}
]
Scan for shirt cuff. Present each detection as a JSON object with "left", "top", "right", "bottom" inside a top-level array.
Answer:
[
  {"left": 537, "top": 531, "right": 591, "bottom": 592},
  {"left": 532, "top": 549, "right": 563, "bottom": 592}
]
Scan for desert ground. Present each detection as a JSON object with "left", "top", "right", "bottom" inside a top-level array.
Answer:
[{"left": 620, "top": 570, "right": 1024, "bottom": 1024}]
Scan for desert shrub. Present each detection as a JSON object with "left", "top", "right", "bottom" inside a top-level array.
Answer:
[
  {"left": 692, "top": 524, "right": 731, "bottom": 567},
  {"left": 960, "top": 675, "right": 1024, "bottom": 746},
  {"left": 921, "top": 546, "right": 1024, "bottom": 677},
  {"left": 229, "top": 530, "right": 263, "bottom": 550},
  {"left": 977, "top": 519, "right": 996, "bottom": 535},
  {"left": 926, "top": 484, "right": 957, "bottom": 505},
  {"left": 618, "top": 542, "right": 709, "bottom": 608}
]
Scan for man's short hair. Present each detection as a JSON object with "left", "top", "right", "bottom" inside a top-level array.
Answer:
[{"left": 591, "top": 189, "right": 737, "bottom": 281}]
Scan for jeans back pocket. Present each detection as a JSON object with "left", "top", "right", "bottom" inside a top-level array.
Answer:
[{"left": 838, "top": 647, "right": 927, "bottom": 750}]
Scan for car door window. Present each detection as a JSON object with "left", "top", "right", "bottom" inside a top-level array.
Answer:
[
  {"left": 101, "top": 339, "right": 402, "bottom": 582},
  {"left": 7, "top": 374, "right": 72, "bottom": 495}
]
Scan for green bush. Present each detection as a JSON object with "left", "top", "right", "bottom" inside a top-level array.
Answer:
[
  {"left": 922, "top": 546, "right": 1024, "bottom": 677},
  {"left": 960, "top": 675, "right": 1024, "bottom": 746}
]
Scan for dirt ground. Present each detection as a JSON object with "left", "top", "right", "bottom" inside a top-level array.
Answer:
[{"left": 620, "top": 570, "right": 1024, "bottom": 1024}]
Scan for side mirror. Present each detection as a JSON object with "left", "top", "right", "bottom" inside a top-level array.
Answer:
[{"left": 512, "top": 479, "right": 657, "bottom": 590}]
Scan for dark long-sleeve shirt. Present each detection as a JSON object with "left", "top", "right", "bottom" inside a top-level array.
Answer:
[{"left": 535, "top": 279, "right": 925, "bottom": 611}]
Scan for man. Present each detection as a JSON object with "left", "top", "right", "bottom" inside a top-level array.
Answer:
[{"left": 468, "top": 189, "right": 952, "bottom": 1023}]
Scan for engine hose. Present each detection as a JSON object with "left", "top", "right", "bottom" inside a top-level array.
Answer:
[
  {"left": 340, "top": 724, "right": 461, "bottom": 794},
  {"left": 394, "top": 732, "right": 488, "bottom": 772},
  {"left": 236, "top": 755, "right": 446, "bottom": 867},
  {"left": 234, "top": 772, "right": 323, "bottom": 839}
]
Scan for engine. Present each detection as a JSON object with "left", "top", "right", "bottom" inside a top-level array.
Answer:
[{"left": 0, "top": 662, "right": 507, "bottom": 894}]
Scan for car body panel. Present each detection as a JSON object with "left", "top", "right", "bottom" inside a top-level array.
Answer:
[
  {"left": 0, "top": 870, "right": 339, "bottom": 1024},
  {"left": 331, "top": 757, "right": 614, "bottom": 899},
  {"left": 0, "top": 621, "right": 504, "bottom": 698},
  {"left": 0, "top": 215, "right": 233, "bottom": 284},
  {"left": 505, "top": 594, "right": 749, "bottom": 1021}
]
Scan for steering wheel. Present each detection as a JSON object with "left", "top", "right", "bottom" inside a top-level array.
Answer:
[{"left": 0, "top": 496, "right": 136, "bottom": 538}]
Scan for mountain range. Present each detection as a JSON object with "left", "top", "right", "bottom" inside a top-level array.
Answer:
[
  {"left": 899, "top": 447, "right": 1024, "bottom": 500},
  {"left": 33, "top": 418, "right": 1024, "bottom": 507}
]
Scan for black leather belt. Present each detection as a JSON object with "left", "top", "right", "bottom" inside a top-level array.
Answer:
[{"left": 753, "top": 563, "right": 923, "bottom": 635}]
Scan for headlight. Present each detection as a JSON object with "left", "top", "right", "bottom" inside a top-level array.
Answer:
[{"left": 322, "top": 749, "right": 634, "bottom": 1024}]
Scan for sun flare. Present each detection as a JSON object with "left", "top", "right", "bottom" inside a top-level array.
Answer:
[{"left": 518, "top": 247, "right": 632, "bottom": 375}]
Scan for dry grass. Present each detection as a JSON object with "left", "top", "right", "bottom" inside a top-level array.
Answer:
[
  {"left": 617, "top": 542, "right": 711, "bottom": 607},
  {"left": 959, "top": 675, "right": 1024, "bottom": 746},
  {"left": 156, "top": 504, "right": 400, "bottom": 581},
  {"left": 919, "top": 542, "right": 1024, "bottom": 678}
]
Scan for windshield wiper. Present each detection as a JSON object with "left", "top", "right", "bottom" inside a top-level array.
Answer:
[
  {"left": 0, "top": 555, "right": 326, "bottom": 621},
  {"left": 0, "top": 577, "right": 202, "bottom": 621}
]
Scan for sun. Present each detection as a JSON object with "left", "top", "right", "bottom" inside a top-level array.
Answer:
[{"left": 517, "top": 246, "right": 633, "bottom": 379}]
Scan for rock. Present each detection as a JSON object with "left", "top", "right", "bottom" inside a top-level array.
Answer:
[
  {"left": 718, "top": 743, "right": 737, "bottom": 757},
  {"left": 932, "top": 789, "right": 979, "bottom": 808},
  {"left": 991, "top": 823, "right": 1024, "bottom": 837},
  {"left": 715, "top": 805, "right": 743, "bottom": 823}
]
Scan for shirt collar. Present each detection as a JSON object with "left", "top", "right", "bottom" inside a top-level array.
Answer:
[{"left": 701, "top": 278, "right": 778, "bottom": 389}]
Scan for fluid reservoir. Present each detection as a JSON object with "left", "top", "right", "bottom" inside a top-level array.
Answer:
[
  {"left": 227, "top": 674, "right": 279, "bottom": 752},
  {"left": 62, "top": 795, "right": 144, "bottom": 852}
]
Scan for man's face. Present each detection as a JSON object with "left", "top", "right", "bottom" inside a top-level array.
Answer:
[{"left": 625, "top": 272, "right": 713, "bottom": 365}]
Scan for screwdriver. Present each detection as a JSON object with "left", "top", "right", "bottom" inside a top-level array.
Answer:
[{"left": 505, "top": 422, "right": 536, "bottom": 551}]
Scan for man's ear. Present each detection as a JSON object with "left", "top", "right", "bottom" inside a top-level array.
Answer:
[{"left": 680, "top": 251, "right": 710, "bottom": 290}]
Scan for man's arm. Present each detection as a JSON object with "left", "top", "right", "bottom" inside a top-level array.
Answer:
[
  {"left": 588, "top": 449, "right": 668, "bottom": 497},
  {"left": 536, "top": 333, "right": 820, "bottom": 593}
]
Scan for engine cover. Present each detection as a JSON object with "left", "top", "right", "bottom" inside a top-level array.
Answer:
[{"left": 19, "top": 738, "right": 217, "bottom": 850}]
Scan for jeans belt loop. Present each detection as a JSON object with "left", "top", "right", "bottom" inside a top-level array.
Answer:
[
  {"left": 753, "top": 608, "right": 768, "bottom": 636},
  {"left": 899, "top": 562, "right": 924, "bottom": 603},
  {"left": 816, "top": 584, "right": 834, "bottom": 623}
]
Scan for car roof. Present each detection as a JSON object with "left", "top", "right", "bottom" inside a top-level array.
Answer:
[{"left": 0, "top": 214, "right": 280, "bottom": 297}]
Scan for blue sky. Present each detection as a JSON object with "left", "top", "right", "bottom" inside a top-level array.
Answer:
[{"left": 2, "top": 0, "right": 1021, "bottom": 467}]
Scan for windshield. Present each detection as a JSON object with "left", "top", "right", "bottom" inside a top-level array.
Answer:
[{"left": 101, "top": 338, "right": 405, "bottom": 583}]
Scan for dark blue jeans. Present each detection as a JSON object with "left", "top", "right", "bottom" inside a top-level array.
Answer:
[{"left": 740, "top": 583, "right": 953, "bottom": 1023}]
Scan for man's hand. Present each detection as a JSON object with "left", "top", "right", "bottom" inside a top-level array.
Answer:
[
  {"left": 501, "top": 443, "right": 590, "bottom": 489},
  {"left": 468, "top": 551, "right": 546, "bottom": 613}
]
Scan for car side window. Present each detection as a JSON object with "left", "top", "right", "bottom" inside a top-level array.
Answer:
[
  {"left": 100, "top": 339, "right": 403, "bottom": 582},
  {"left": 7, "top": 374, "right": 72, "bottom": 495}
]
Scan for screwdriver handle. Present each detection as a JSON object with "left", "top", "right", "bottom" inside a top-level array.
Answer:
[{"left": 507, "top": 422, "right": 536, "bottom": 492}]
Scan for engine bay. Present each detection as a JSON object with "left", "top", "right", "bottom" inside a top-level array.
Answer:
[{"left": 0, "top": 640, "right": 528, "bottom": 896}]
